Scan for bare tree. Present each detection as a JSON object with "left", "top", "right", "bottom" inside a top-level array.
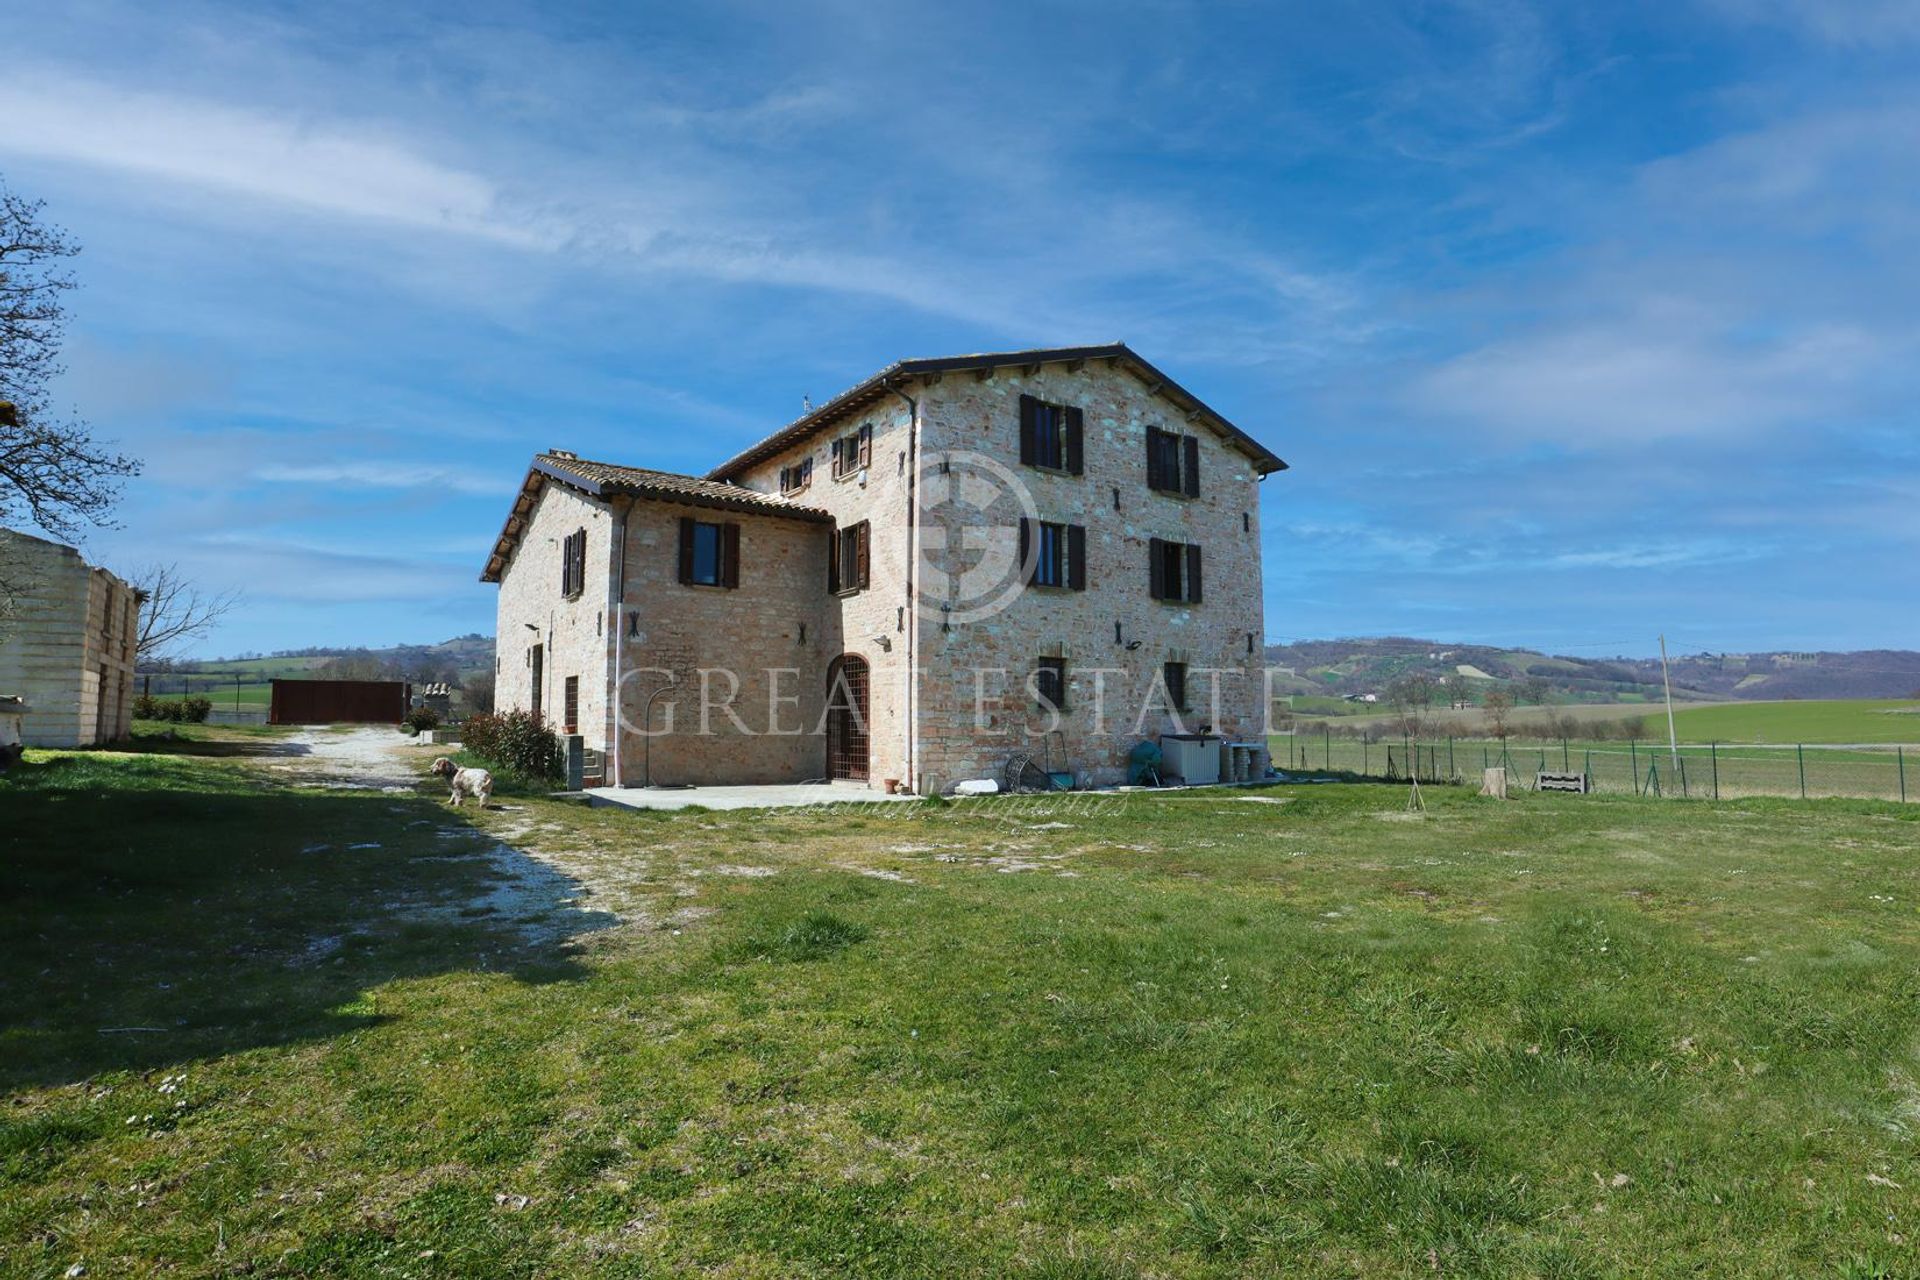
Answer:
[
  {"left": 1386, "top": 672, "right": 1438, "bottom": 739},
  {"left": 130, "top": 564, "right": 239, "bottom": 662},
  {"left": 462, "top": 669, "right": 495, "bottom": 715},
  {"left": 1, "top": 183, "right": 140, "bottom": 546},
  {"left": 1441, "top": 671, "right": 1473, "bottom": 709},
  {"left": 1482, "top": 690, "right": 1514, "bottom": 742},
  {"left": 1518, "top": 675, "right": 1551, "bottom": 706}
]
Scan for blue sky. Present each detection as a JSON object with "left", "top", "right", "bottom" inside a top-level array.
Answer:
[{"left": 2, "top": 0, "right": 1915, "bottom": 659}]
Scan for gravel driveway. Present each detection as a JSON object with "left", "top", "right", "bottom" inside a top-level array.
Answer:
[{"left": 265, "top": 725, "right": 441, "bottom": 791}]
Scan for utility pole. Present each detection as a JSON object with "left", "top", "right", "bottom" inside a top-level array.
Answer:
[{"left": 1659, "top": 633, "right": 1680, "bottom": 772}]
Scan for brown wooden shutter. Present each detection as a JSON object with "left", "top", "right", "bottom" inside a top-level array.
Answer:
[
  {"left": 1019, "top": 395, "right": 1037, "bottom": 466},
  {"left": 1183, "top": 435, "right": 1201, "bottom": 498},
  {"left": 1019, "top": 517, "right": 1034, "bottom": 585},
  {"left": 854, "top": 521, "right": 870, "bottom": 590},
  {"left": 721, "top": 523, "right": 741, "bottom": 588},
  {"left": 828, "top": 526, "right": 841, "bottom": 593},
  {"left": 1145, "top": 428, "right": 1162, "bottom": 489},
  {"left": 858, "top": 423, "right": 872, "bottom": 468},
  {"left": 1149, "top": 537, "right": 1166, "bottom": 599},
  {"left": 1067, "top": 524, "right": 1086, "bottom": 590},
  {"left": 1065, "top": 406, "right": 1084, "bottom": 474},
  {"left": 1185, "top": 543, "right": 1202, "bottom": 603},
  {"left": 677, "top": 517, "right": 696, "bottom": 585}
]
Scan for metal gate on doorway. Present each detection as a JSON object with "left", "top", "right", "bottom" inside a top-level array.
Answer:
[{"left": 825, "top": 655, "right": 870, "bottom": 781}]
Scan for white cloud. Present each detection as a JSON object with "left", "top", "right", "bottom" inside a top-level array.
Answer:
[
  {"left": 0, "top": 71, "right": 552, "bottom": 247},
  {"left": 1415, "top": 321, "right": 1895, "bottom": 441},
  {"left": 1705, "top": 0, "right": 1920, "bottom": 46},
  {"left": 254, "top": 462, "right": 503, "bottom": 496}
]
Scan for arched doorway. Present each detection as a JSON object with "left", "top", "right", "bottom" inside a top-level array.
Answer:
[{"left": 824, "top": 655, "right": 870, "bottom": 781}]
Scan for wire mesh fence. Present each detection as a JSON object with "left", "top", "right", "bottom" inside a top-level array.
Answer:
[{"left": 1269, "top": 728, "right": 1914, "bottom": 803}]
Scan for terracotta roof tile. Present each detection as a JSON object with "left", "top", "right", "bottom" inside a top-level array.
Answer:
[{"left": 480, "top": 454, "right": 827, "bottom": 583}]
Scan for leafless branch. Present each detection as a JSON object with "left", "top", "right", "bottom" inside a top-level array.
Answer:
[
  {"left": 0, "top": 178, "right": 140, "bottom": 541},
  {"left": 129, "top": 563, "right": 241, "bottom": 661}
]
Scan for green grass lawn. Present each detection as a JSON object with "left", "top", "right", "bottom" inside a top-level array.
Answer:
[{"left": 4, "top": 738, "right": 1920, "bottom": 1276}]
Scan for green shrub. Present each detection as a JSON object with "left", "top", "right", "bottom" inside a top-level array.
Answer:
[
  {"left": 402, "top": 705, "right": 441, "bottom": 733},
  {"left": 459, "top": 710, "right": 561, "bottom": 781},
  {"left": 134, "top": 695, "right": 213, "bottom": 724}
]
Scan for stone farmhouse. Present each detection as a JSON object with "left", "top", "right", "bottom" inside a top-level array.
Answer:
[
  {"left": 0, "top": 528, "right": 141, "bottom": 747},
  {"left": 482, "top": 344, "right": 1286, "bottom": 794}
]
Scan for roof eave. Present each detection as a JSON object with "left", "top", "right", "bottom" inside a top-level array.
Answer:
[{"left": 703, "top": 341, "right": 1287, "bottom": 479}]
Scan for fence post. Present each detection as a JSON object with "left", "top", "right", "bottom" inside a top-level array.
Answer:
[
  {"left": 1448, "top": 737, "right": 1455, "bottom": 780},
  {"left": 1900, "top": 747, "right": 1907, "bottom": 804},
  {"left": 1325, "top": 724, "right": 1332, "bottom": 771},
  {"left": 1363, "top": 740, "right": 1369, "bottom": 776},
  {"left": 1562, "top": 737, "right": 1570, "bottom": 771},
  {"left": 1711, "top": 741, "right": 1719, "bottom": 801},
  {"left": 1631, "top": 740, "right": 1639, "bottom": 794},
  {"left": 1798, "top": 743, "right": 1806, "bottom": 800},
  {"left": 1679, "top": 756, "right": 1688, "bottom": 798}
]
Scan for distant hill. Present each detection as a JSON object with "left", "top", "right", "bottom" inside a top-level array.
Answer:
[
  {"left": 174, "top": 634, "right": 494, "bottom": 683},
  {"left": 1264, "top": 637, "right": 1920, "bottom": 706}
]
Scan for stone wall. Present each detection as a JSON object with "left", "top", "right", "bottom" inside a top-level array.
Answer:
[
  {"left": 0, "top": 529, "right": 140, "bottom": 747},
  {"left": 730, "top": 401, "right": 917, "bottom": 788},
  {"left": 492, "top": 479, "right": 616, "bottom": 750},
  {"left": 910, "top": 360, "right": 1268, "bottom": 790},
  {"left": 608, "top": 500, "right": 831, "bottom": 786}
]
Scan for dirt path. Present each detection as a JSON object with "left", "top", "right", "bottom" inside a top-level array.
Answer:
[
  {"left": 250, "top": 726, "right": 632, "bottom": 946},
  {"left": 264, "top": 725, "right": 442, "bottom": 791}
]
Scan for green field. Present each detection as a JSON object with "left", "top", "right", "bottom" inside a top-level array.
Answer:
[
  {"left": 1295, "top": 697, "right": 1920, "bottom": 746},
  {"left": 1668, "top": 699, "right": 1920, "bottom": 744},
  {"left": 5, "top": 731, "right": 1920, "bottom": 1275}
]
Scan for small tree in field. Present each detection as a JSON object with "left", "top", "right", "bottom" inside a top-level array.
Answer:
[
  {"left": 1386, "top": 672, "right": 1438, "bottom": 739},
  {"left": 1442, "top": 672, "right": 1473, "bottom": 709},
  {"left": 1482, "top": 690, "right": 1514, "bottom": 743}
]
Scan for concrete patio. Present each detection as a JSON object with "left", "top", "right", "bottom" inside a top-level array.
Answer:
[{"left": 583, "top": 781, "right": 920, "bottom": 812}]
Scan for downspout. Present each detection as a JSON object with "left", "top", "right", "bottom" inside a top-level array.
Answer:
[
  {"left": 887, "top": 378, "right": 920, "bottom": 793},
  {"left": 610, "top": 496, "right": 637, "bottom": 787}
]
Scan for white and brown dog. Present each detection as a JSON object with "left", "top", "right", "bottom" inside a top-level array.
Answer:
[{"left": 430, "top": 757, "right": 494, "bottom": 808}]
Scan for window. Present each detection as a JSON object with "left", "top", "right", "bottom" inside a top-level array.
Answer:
[
  {"left": 530, "top": 644, "right": 544, "bottom": 718},
  {"left": 560, "top": 527, "right": 587, "bottom": 598},
  {"left": 1163, "top": 661, "right": 1189, "bottom": 712},
  {"left": 677, "top": 517, "right": 740, "bottom": 588},
  {"left": 563, "top": 676, "right": 579, "bottom": 734},
  {"left": 1148, "top": 538, "right": 1203, "bottom": 604},
  {"left": 1146, "top": 426, "right": 1201, "bottom": 497},
  {"left": 779, "top": 457, "right": 814, "bottom": 494},
  {"left": 829, "top": 520, "right": 870, "bottom": 594},
  {"left": 1034, "top": 656, "right": 1067, "bottom": 713},
  {"left": 1019, "top": 518, "right": 1086, "bottom": 590},
  {"left": 832, "top": 424, "right": 873, "bottom": 479},
  {"left": 1018, "top": 394, "right": 1083, "bottom": 473}
]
